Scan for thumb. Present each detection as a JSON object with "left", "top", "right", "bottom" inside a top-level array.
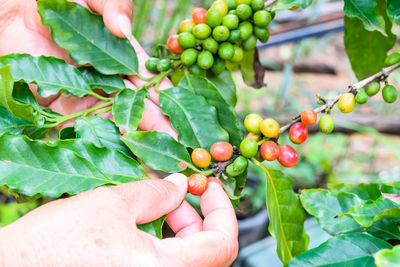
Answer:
[
  {"left": 110, "top": 173, "right": 188, "bottom": 224},
  {"left": 85, "top": 0, "right": 134, "bottom": 38}
]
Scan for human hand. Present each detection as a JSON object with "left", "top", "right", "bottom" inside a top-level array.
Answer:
[
  {"left": 0, "top": 174, "right": 238, "bottom": 266},
  {"left": 0, "top": 0, "right": 176, "bottom": 137}
]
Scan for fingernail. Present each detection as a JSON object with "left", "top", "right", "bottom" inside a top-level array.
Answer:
[
  {"left": 164, "top": 174, "right": 187, "bottom": 188},
  {"left": 118, "top": 15, "right": 133, "bottom": 40}
]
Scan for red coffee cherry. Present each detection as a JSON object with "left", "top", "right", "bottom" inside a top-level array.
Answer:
[
  {"left": 188, "top": 173, "right": 208, "bottom": 195},
  {"left": 192, "top": 8, "right": 207, "bottom": 24},
  {"left": 260, "top": 141, "right": 280, "bottom": 161},
  {"left": 300, "top": 110, "right": 317, "bottom": 126},
  {"left": 210, "top": 141, "right": 233, "bottom": 161},
  {"left": 278, "top": 145, "right": 298, "bottom": 168},
  {"left": 167, "top": 34, "right": 184, "bottom": 54},
  {"left": 289, "top": 122, "right": 308, "bottom": 144},
  {"left": 207, "top": 176, "right": 223, "bottom": 187}
]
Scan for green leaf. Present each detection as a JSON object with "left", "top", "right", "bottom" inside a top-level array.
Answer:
[
  {"left": 59, "top": 127, "right": 76, "bottom": 139},
  {"left": 206, "top": 70, "right": 237, "bottom": 107},
  {"left": 38, "top": 0, "right": 138, "bottom": 75},
  {"left": 300, "top": 189, "right": 364, "bottom": 234},
  {"left": 137, "top": 216, "right": 166, "bottom": 239},
  {"left": 51, "top": 139, "right": 145, "bottom": 183},
  {"left": 79, "top": 67, "right": 125, "bottom": 94},
  {"left": 0, "top": 107, "right": 35, "bottom": 135},
  {"left": 112, "top": 89, "right": 146, "bottom": 133},
  {"left": 340, "top": 197, "right": 400, "bottom": 227},
  {"left": 239, "top": 49, "right": 255, "bottom": 85},
  {"left": 387, "top": 0, "right": 400, "bottom": 25},
  {"left": 122, "top": 131, "right": 194, "bottom": 173},
  {"left": 179, "top": 74, "right": 243, "bottom": 147},
  {"left": 0, "top": 135, "right": 122, "bottom": 198},
  {"left": 273, "top": 0, "right": 313, "bottom": 11},
  {"left": 0, "top": 65, "right": 36, "bottom": 122},
  {"left": 375, "top": 245, "right": 400, "bottom": 267},
  {"left": 367, "top": 219, "right": 400, "bottom": 240},
  {"left": 159, "top": 87, "right": 229, "bottom": 150},
  {"left": 0, "top": 54, "right": 91, "bottom": 98},
  {"left": 329, "top": 183, "right": 382, "bottom": 201},
  {"left": 288, "top": 233, "right": 391, "bottom": 267},
  {"left": 344, "top": 0, "right": 396, "bottom": 79},
  {"left": 74, "top": 115, "right": 130, "bottom": 156},
  {"left": 12, "top": 82, "right": 40, "bottom": 108},
  {"left": 253, "top": 160, "right": 309, "bottom": 265},
  {"left": 344, "top": 0, "right": 386, "bottom": 35}
]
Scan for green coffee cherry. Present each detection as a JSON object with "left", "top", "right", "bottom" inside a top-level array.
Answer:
[
  {"left": 218, "top": 42, "right": 235, "bottom": 60},
  {"left": 231, "top": 46, "right": 244, "bottom": 63},
  {"left": 239, "top": 138, "right": 258, "bottom": 158},
  {"left": 192, "top": 24, "right": 212, "bottom": 40},
  {"left": 228, "top": 29, "right": 241, "bottom": 43},
  {"left": 366, "top": 81, "right": 380, "bottom": 96},
  {"left": 157, "top": 59, "right": 171, "bottom": 72},
  {"left": 145, "top": 57, "right": 160, "bottom": 73},
  {"left": 226, "top": 156, "right": 248, "bottom": 176},
  {"left": 222, "top": 14, "right": 239, "bottom": 30},
  {"left": 236, "top": 4, "right": 252, "bottom": 20},
  {"left": 319, "top": 114, "right": 334, "bottom": 134},
  {"left": 382, "top": 84, "right": 398, "bottom": 103},
  {"left": 213, "top": 25, "right": 230, "bottom": 42},
  {"left": 178, "top": 32, "right": 196, "bottom": 48},
  {"left": 243, "top": 35, "right": 257, "bottom": 50},
  {"left": 385, "top": 52, "right": 400, "bottom": 66},
  {"left": 181, "top": 48, "right": 198, "bottom": 66},
  {"left": 253, "top": 10, "right": 271, "bottom": 27},
  {"left": 355, "top": 88, "right": 368, "bottom": 104},
  {"left": 225, "top": 0, "right": 237, "bottom": 10},
  {"left": 197, "top": 51, "right": 214, "bottom": 70},
  {"left": 203, "top": 37, "right": 219, "bottom": 53},
  {"left": 251, "top": 0, "right": 264, "bottom": 11},
  {"left": 206, "top": 9, "right": 223, "bottom": 28},
  {"left": 239, "top": 21, "right": 253, "bottom": 40},
  {"left": 211, "top": 58, "right": 225, "bottom": 75},
  {"left": 190, "top": 64, "right": 206, "bottom": 76},
  {"left": 254, "top": 26, "right": 269, "bottom": 43},
  {"left": 228, "top": 10, "right": 237, "bottom": 15}
]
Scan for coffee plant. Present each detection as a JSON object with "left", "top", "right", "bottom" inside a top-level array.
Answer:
[{"left": 0, "top": 0, "right": 399, "bottom": 266}]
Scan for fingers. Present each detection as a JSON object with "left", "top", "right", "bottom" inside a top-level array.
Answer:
[
  {"left": 83, "top": 0, "right": 134, "bottom": 38},
  {"left": 158, "top": 183, "right": 238, "bottom": 267},
  {"left": 110, "top": 173, "right": 188, "bottom": 224},
  {"left": 166, "top": 201, "right": 203, "bottom": 237}
]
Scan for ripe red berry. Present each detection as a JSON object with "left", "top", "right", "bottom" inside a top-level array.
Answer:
[
  {"left": 289, "top": 122, "right": 308, "bottom": 144},
  {"left": 191, "top": 148, "right": 211, "bottom": 168},
  {"left": 210, "top": 141, "right": 233, "bottom": 161},
  {"left": 192, "top": 8, "right": 207, "bottom": 24},
  {"left": 260, "top": 141, "right": 280, "bottom": 161},
  {"left": 167, "top": 34, "right": 184, "bottom": 54},
  {"left": 188, "top": 173, "right": 208, "bottom": 195},
  {"left": 207, "top": 176, "right": 223, "bottom": 187},
  {"left": 301, "top": 110, "right": 317, "bottom": 125},
  {"left": 278, "top": 145, "right": 298, "bottom": 168}
]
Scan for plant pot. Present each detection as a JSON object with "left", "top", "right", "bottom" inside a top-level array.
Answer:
[{"left": 238, "top": 207, "right": 269, "bottom": 249}]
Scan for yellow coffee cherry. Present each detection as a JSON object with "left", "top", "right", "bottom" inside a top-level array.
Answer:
[
  {"left": 211, "top": 0, "right": 229, "bottom": 16},
  {"left": 338, "top": 93, "right": 355, "bottom": 113},
  {"left": 260, "top": 118, "right": 280, "bottom": 138},
  {"left": 244, "top": 113, "right": 263, "bottom": 134}
]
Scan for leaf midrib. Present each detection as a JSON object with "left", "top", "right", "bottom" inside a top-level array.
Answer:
[{"left": 347, "top": 0, "right": 385, "bottom": 34}]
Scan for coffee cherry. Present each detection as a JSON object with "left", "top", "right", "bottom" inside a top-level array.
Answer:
[
  {"left": 218, "top": 42, "right": 235, "bottom": 60},
  {"left": 253, "top": 10, "right": 271, "bottom": 27},
  {"left": 207, "top": 176, "right": 223, "bottom": 187},
  {"left": 229, "top": 10, "right": 238, "bottom": 15},
  {"left": 319, "top": 114, "right": 334, "bottom": 134},
  {"left": 289, "top": 122, "right": 308, "bottom": 144},
  {"left": 167, "top": 34, "right": 184, "bottom": 54},
  {"left": 260, "top": 141, "right": 280, "bottom": 161},
  {"left": 145, "top": 57, "right": 160, "bottom": 73},
  {"left": 355, "top": 88, "right": 368, "bottom": 104},
  {"left": 198, "top": 51, "right": 214, "bottom": 69},
  {"left": 191, "top": 148, "right": 211, "bottom": 168},
  {"left": 190, "top": 64, "right": 206, "bottom": 76},
  {"left": 244, "top": 113, "right": 263, "bottom": 134},
  {"left": 236, "top": 4, "right": 252, "bottom": 20},
  {"left": 338, "top": 93, "right": 355, "bottom": 113},
  {"left": 235, "top": 0, "right": 251, "bottom": 5},
  {"left": 192, "top": 24, "right": 212, "bottom": 39},
  {"left": 231, "top": 45, "right": 244, "bottom": 63},
  {"left": 179, "top": 19, "right": 195, "bottom": 33},
  {"left": 366, "top": 81, "right": 380, "bottom": 96},
  {"left": 213, "top": 25, "right": 230, "bottom": 41},
  {"left": 157, "top": 59, "right": 171, "bottom": 72},
  {"left": 260, "top": 118, "right": 280, "bottom": 138},
  {"left": 243, "top": 35, "right": 257, "bottom": 50},
  {"left": 222, "top": 14, "right": 239, "bottom": 29},
  {"left": 210, "top": 141, "right": 233, "bottom": 161},
  {"left": 228, "top": 29, "right": 241, "bottom": 43},
  {"left": 181, "top": 48, "right": 198, "bottom": 66},
  {"left": 188, "top": 173, "right": 208, "bottom": 195},
  {"left": 382, "top": 84, "right": 398, "bottom": 103},
  {"left": 278, "top": 145, "right": 298, "bottom": 168},
  {"left": 246, "top": 132, "right": 261, "bottom": 141},
  {"left": 385, "top": 52, "right": 400, "bottom": 66},
  {"left": 211, "top": 0, "right": 229, "bottom": 16},
  {"left": 203, "top": 37, "right": 219, "bottom": 53},
  {"left": 240, "top": 137, "right": 258, "bottom": 158},
  {"left": 300, "top": 110, "right": 317, "bottom": 126},
  {"left": 227, "top": 156, "right": 248, "bottom": 176},
  {"left": 178, "top": 32, "right": 196, "bottom": 48},
  {"left": 251, "top": 0, "right": 264, "bottom": 11},
  {"left": 211, "top": 58, "right": 226, "bottom": 75},
  {"left": 254, "top": 26, "right": 269, "bottom": 43},
  {"left": 192, "top": 8, "right": 207, "bottom": 24},
  {"left": 206, "top": 9, "right": 223, "bottom": 28},
  {"left": 225, "top": 0, "right": 237, "bottom": 10},
  {"left": 239, "top": 22, "right": 253, "bottom": 40}
]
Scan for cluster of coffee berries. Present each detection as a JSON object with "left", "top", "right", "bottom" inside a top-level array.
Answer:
[{"left": 146, "top": 0, "right": 272, "bottom": 76}]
